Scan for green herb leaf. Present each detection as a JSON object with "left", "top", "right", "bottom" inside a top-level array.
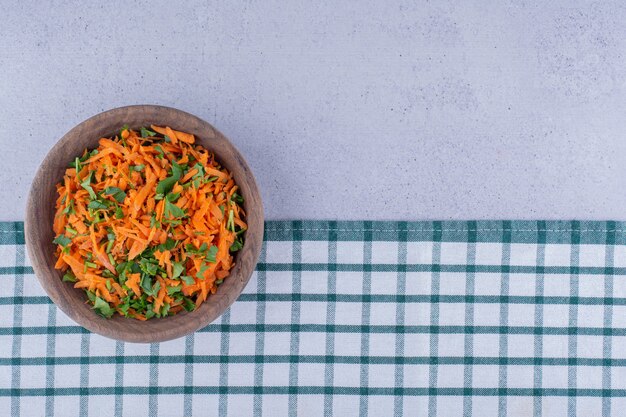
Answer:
[
  {"left": 172, "top": 261, "right": 185, "bottom": 279},
  {"left": 164, "top": 199, "right": 185, "bottom": 219},
  {"left": 215, "top": 279, "right": 224, "bottom": 285},
  {"left": 140, "top": 274, "right": 153, "bottom": 294},
  {"left": 140, "top": 127, "right": 156, "bottom": 138},
  {"left": 184, "top": 242, "right": 218, "bottom": 262},
  {"left": 106, "top": 237, "right": 115, "bottom": 254},
  {"left": 119, "top": 295, "right": 131, "bottom": 316},
  {"left": 53, "top": 235, "right": 72, "bottom": 247},
  {"left": 230, "top": 238, "right": 244, "bottom": 252},
  {"left": 167, "top": 285, "right": 182, "bottom": 296},
  {"left": 104, "top": 187, "right": 127, "bottom": 203},
  {"left": 231, "top": 192, "right": 244, "bottom": 204},
  {"left": 227, "top": 209, "right": 235, "bottom": 233},
  {"left": 157, "top": 238, "right": 176, "bottom": 252},
  {"left": 148, "top": 281, "right": 161, "bottom": 298},
  {"left": 85, "top": 261, "right": 97, "bottom": 269},
  {"left": 182, "top": 297, "right": 196, "bottom": 311},
  {"left": 150, "top": 215, "right": 161, "bottom": 229},
  {"left": 80, "top": 171, "right": 97, "bottom": 200},
  {"left": 156, "top": 162, "right": 183, "bottom": 195},
  {"left": 62, "top": 199, "right": 75, "bottom": 215},
  {"left": 116, "top": 262, "right": 128, "bottom": 274},
  {"left": 62, "top": 271, "right": 76, "bottom": 282},
  {"left": 139, "top": 258, "right": 159, "bottom": 276},
  {"left": 206, "top": 245, "right": 218, "bottom": 263},
  {"left": 196, "top": 263, "right": 209, "bottom": 279},
  {"left": 181, "top": 275, "right": 195, "bottom": 285},
  {"left": 154, "top": 145, "right": 165, "bottom": 159},
  {"left": 93, "top": 297, "right": 114, "bottom": 318},
  {"left": 164, "top": 219, "right": 182, "bottom": 227},
  {"left": 70, "top": 156, "right": 82, "bottom": 171},
  {"left": 118, "top": 270, "right": 128, "bottom": 285},
  {"left": 115, "top": 207, "right": 124, "bottom": 219},
  {"left": 90, "top": 210, "right": 103, "bottom": 224},
  {"left": 65, "top": 226, "right": 77, "bottom": 236},
  {"left": 145, "top": 306, "right": 156, "bottom": 319},
  {"left": 130, "top": 164, "right": 145, "bottom": 171},
  {"left": 88, "top": 200, "right": 110, "bottom": 210},
  {"left": 190, "top": 163, "right": 205, "bottom": 183}
]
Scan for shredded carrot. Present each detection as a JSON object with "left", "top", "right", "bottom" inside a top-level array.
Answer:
[{"left": 53, "top": 125, "right": 247, "bottom": 320}]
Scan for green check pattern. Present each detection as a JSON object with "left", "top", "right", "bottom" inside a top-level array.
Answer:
[{"left": 2, "top": 220, "right": 626, "bottom": 416}]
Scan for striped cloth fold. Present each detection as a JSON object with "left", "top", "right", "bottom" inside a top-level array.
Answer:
[{"left": 1, "top": 220, "right": 626, "bottom": 416}]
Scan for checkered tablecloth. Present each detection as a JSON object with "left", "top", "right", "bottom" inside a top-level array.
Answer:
[{"left": 2, "top": 220, "right": 626, "bottom": 416}]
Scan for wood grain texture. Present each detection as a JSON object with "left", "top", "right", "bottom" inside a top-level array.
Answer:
[{"left": 25, "top": 105, "right": 264, "bottom": 343}]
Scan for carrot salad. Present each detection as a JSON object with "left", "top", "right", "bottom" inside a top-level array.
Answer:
[{"left": 52, "top": 125, "right": 247, "bottom": 320}]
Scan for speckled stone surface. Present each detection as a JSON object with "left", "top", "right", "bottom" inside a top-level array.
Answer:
[{"left": 2, "top": 1, "right": 626, "bottom": 221}]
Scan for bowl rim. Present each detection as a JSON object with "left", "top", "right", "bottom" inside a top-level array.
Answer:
[{"left": 25, "top": 104, "right": 264, "bottom": 343}]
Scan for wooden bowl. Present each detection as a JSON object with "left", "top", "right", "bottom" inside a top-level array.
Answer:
[{"left": 25, "top": 105, "right": 264, "bottom": 343}]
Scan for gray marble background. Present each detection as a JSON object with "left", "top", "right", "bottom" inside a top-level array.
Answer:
[{"left": 2, "top": 1, "right": 626, "bottom": 221}]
